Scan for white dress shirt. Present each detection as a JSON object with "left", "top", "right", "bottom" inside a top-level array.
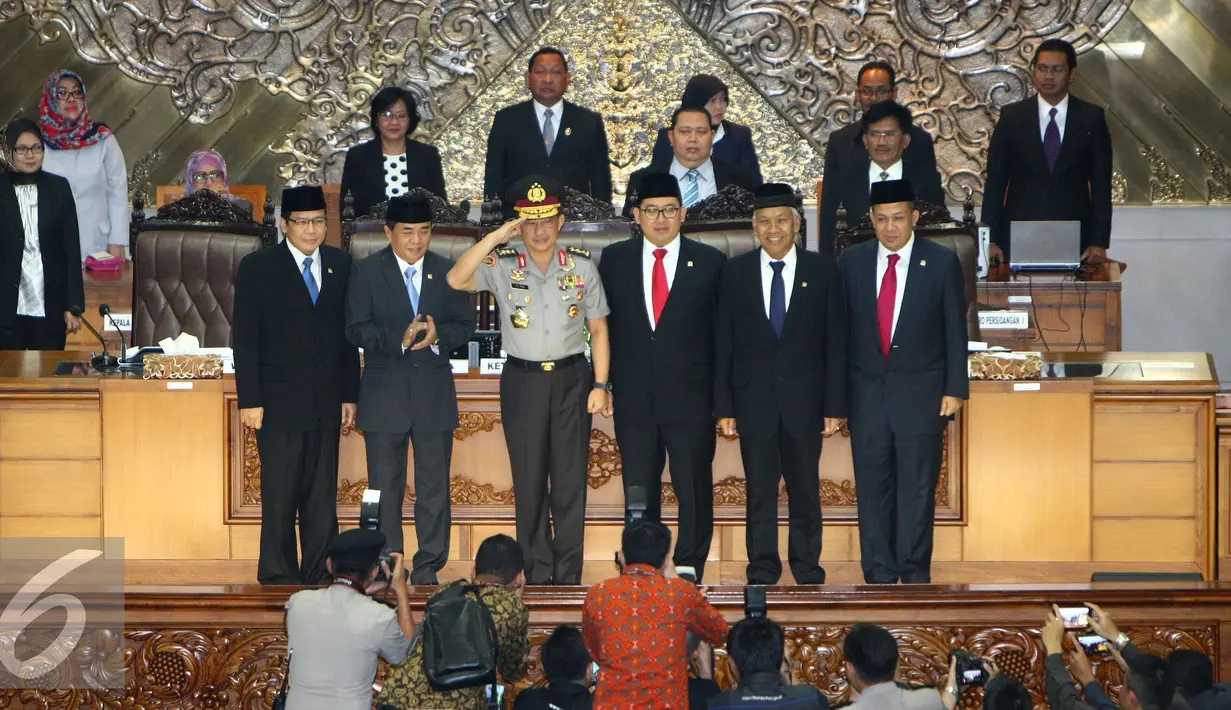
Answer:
[
  {"left": 759, "top": 245, "right": 797, "bottom": 319},
  {"left": 876, "top": 235, "right": 915, "bottom": 339},
  {"left": 868, "top": 159, "right": 904, "bottom": 191},
  {"left": 533, "top": 100, "right": 562, "bottom": 145},
  {"left": 642, "top": 235, "right": 680, "bottom": 328},
  {"left": 1038, "top": 93, "right": 1070, "bottom": 142},
  {"left": 713, "top": 122, "right": 726, "bottom": 145},
  {"left": 14, "top": 185, "right": 45, "bottom": 318},
  {"left": 670, "top": 157, "right": 718, "bottom": 203},
  {"left": 287, "top": 241, "right": 323, "bottom": 296},
  {"left": 41, "top": 134, "right": 129, "bottom": 262}
]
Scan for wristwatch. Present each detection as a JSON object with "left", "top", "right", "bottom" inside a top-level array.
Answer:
[
  {"left": 593, "top": 381, "right": 612, "bottom": 393},
  {"left": 1114, "top": 632, "right": 1130, "bottom": 650}
]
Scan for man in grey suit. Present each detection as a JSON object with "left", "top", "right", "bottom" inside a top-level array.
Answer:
[
  {"left": 345, "top": 195, "right": 476, "bottom": 584},
  {"left": 845, "top": 623, "right": 959, "bottom": 710}
]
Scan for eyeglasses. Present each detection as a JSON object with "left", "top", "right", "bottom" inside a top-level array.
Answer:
[
  {"left": 54, "top": 89, "right": 85, "bottom": 100},
  {"left": 866, "top": 129, "right": 902, "bottom": 140},
  {"left": 380, "top": 111, "right": 410, "bottom": 121},
  {"left": 11, "top": 145, "right": 44, "bottom": 156},
  {"left": 858, "top": 86, "right": 893, "bottom": 99},
  {"left": 640, "top": 206, "right": 681, "bottom": 220},
  {"left": 192, "top": 171, "right": 223, "bottom": 184},
  {"left": 287, "top": 217, "right": 327, "bottom": 229}
]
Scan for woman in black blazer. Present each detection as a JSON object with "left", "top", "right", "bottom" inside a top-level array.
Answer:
[
  {"left": 651, "top": 74, "right": 763, "bottom": 183},
  {"left": 0, "top": 118, "right": 85, "bottom": 350},
  {"left": 340, "top": 86, "right": 448, "bottom": 219}
]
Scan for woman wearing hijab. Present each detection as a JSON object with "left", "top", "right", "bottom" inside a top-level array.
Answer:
[
  {"left": 183, "top": 149, "right": 254, "bottom": 216},
  {"left": 0, "top": 118, "right": 84, "bottom": 350},
  {"left": 340, "top": 86, "right": 447, "bottom": 219},
  {"left": 39, "top": 69, "right": 130, "bottom": 263},
  {"left": 651, "top": 74, "right": 763, "bottom": 183}
]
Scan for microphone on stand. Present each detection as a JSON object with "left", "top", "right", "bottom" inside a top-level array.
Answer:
[
  {"left": 99, "top": 304, "right": 133, "bottom": 366},
  {"left": 70, "top": 306, "right": 118, "bottom": 370}
]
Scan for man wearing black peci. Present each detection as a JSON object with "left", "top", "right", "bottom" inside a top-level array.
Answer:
[
  {"left": 715, "top": 183, "right": 846, "bottom": 585},
  {"left": 484, "top": 47, "right": 613, "bottom": 208},
  {"left": 345, "top": 195, "right": 475, "bottom": 585},
  {"left": 598, "top": 172, "right": 725, "bottom": 582},
  {"left": 234, "top": 185, "right": 361, "bottom": 585},
  {"left": 839, "top": 179, "right": 967, "bottom": 584},
  {"left": 982, "top": 38, "right": 1113, "bottom": 264}
]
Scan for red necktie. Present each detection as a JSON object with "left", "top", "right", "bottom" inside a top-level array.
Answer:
[
  {"left": 651, "top": 248, "right": 669, "bottom": 325},
  {"left": 877, "top": 253, "right": 900, "bottom": 357}
]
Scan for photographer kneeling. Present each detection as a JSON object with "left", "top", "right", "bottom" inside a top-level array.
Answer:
[
  {"left": 284, "top": 528, "right": 414, "bottom": 710},
  {"left": 709, "top": 617, "right": 829, "bottom": 710}
]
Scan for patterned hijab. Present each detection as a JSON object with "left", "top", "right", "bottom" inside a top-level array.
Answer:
[
  {"left": 39, "top": 69, "right": 112, "bottom": 151},
  {"left": 184, "top": 150, "right": 230, "bottom": 196}
]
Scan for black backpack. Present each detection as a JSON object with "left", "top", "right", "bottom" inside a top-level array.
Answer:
[{"left": 418, "top": 583, "right": 499, "bottom": 690}]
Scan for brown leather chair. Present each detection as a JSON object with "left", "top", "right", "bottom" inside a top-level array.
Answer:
[
  {"left": 129, "top": 192, "right": 276, "bottom": 347},
  {"left": 834, "top": 200, "right": 982, "bottom": 341}
]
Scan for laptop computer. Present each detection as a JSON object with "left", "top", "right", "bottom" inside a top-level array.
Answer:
[{"left": 1009, "top": 221, "right": 1082, "bottom": 272}]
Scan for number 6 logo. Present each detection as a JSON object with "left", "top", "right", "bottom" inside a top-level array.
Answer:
[{"left": 0, "top": 549, "right": 102, "bottom": 679}]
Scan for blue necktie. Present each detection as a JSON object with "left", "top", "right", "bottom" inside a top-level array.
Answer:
[
  {"left": 769, "top": 260, "right": 786, "bottom": 338},
  {"left": 302, "top": 257, "right": 319, "bottom": 305},
  {"left": 405, "top": 265, "right": 419, "bottom": 314},
  {"left": 682, "top": 169, "right": 700, "bottom": 207}
]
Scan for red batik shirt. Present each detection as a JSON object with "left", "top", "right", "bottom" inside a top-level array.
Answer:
[{"left": 582, "top": 564, "right": 729, "bottom": 710}]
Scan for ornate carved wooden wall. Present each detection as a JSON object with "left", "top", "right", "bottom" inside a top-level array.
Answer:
[
  {"left": 4, "top": 0, "right": 1231, "bottom": 204},
  {"left": 3, "top": 585, "right": 1226, "bottom": 709}
]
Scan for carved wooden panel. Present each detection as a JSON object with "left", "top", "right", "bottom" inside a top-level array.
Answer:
[
  {"left": 225, "top": 393, "right": 962, "bottom": 523},
  {"left": 0, "top": 623, "right": 1211, "bottom": 709}
]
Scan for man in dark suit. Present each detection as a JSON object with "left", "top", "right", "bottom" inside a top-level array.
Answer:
[
  {"left": 345, "top": 195, "right": 475, "bottom": 584},
  {"left": 982, "top": 39, "right": 1113, "bottom": 264},
  {"left": 839, "top": 179, "right": 968, "bottom": 584},
  {"left": 484, "top": 47, "right": 612, "bottom": 208},
  {"left": 821, "top": 61, "right": 940, "bottom": 254},
  {"left": 821, "top": 101, "right": 946, "bottom": 256},
  {"left": 624, "top": 106, "right": 760, "bottom": 218},
  {"left": 598, "top": 173, "right": 725, "bottom": 582},
  {"left": 715, "top": 183, "right": 846, "bottom": 585},
  {"left": 234, "top": 185, "right": 362, "bottom": 585}
]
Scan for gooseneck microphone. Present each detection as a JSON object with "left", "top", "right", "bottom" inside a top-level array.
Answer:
[
  {"left": 99, "top": 304, "right": 132, "bottom": 365},
  {"left": 70, "top": 306, "right": 118, "bottom": 370}
]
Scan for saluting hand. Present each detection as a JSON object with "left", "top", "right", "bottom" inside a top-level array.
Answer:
[
  {"left": 486, "top": 216, "right": 527, "bottom": 245},
  {"left": 411, "top": 315, "right": 437, "bottom": 351}
]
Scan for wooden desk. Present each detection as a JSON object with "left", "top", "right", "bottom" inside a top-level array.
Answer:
[
  {"left": 1218, "top": 406, "right": 1231, "bottom": 580},
  {"left": 0, "top": 351, "right": 1215, "bottom": 584},
  {"left": 979, "top": 262, "right": 1122, "bottom": 351}
]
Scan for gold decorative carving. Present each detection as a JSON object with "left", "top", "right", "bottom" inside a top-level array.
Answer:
[
  {"left": 242, "top": 425, "right": 260, "bottom": 505},
  {"left": 130, "top": 150, "right": 162, "bottom": 206},
  {"left": 1143, "top": 145, "right": 1186, "bottom": 203},
  {"left": 1111, "top": 170, "right": 1127, "bottom": 204},
  {"left": 588, "top": 427, "right": 623, "bottom": 489},
  {"left": 1197, "top": 146, "right": 1231, "bottom": 203},
  {"left": 455, "top": 412, "right": 502, "bottom": 441},
  {"left": 339, "top": 475, "right": 516, "bottom": 505}
]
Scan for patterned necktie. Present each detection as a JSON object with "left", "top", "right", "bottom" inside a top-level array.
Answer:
[
  {"left": 682, "top": 169, "right": 700, "bottom": 207},
  {"left": 877, "top": 253, "right": 900, "bottom": 357},
  {"left": 879, "top": 170, "right": 889, "bottom": 181},
  {"left": 769, "top": 260, "right": 786, "bottom": 338},
  {"left": 1043, "top": 106, "right": 1061, "bottom": 172},
  {"left": 405, "top": 265, "right": 419, "bottom": 315},
  {"left": 651, "top": 248, "right": 669, "bottom": 326},
  {"left": 302, "top": 257, "right": 319, "bottom": 305},
  {"left": 542, "top": 108, "right": 555, "bottom": 155}
]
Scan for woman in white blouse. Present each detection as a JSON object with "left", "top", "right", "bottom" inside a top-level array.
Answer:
[
  {"left": 0, "top": 118, "right": 84, "bottom": 350},
  {"left": 38, "top": 69, "right": 129, "bottom": 263}
]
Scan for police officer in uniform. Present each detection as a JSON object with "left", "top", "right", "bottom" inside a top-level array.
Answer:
[{"left": 447, "top": 174, "right": 611, "bottom": 585}]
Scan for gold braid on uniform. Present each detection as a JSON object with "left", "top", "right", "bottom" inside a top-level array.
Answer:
[{"left": 565, "top": 245, "right": 591, "bottom": 259}]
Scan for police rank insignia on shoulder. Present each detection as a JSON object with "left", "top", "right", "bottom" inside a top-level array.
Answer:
[
  {"left": 496, "top": 247, "right": 519, "bottom": 259},
  {"left": 566, "top": 245, "right": 590, "bottom": 259}
]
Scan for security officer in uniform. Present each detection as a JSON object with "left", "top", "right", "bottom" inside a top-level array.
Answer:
[{"left": 447, "top": 174, "right": 611, "bottom": 585}]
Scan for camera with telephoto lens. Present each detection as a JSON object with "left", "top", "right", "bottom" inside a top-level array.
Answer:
[
  {"left": 950, "top": 649, "right": 988, "bottom": 686},
  {"left": 624, "top": 485, "right": 648, "bottom": 524},
  {"left": 359, "top": 489, "right": 394, "bottom": 581}
]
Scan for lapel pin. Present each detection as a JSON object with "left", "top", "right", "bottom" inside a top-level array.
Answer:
[
  {"left": 687, "top": 261, "right": 694, "bottom": 267},
  {"left": 919, "top": 260, "right": 927, "bottom": 266},
  {"left": 327, "top": 267, "right": 333, "bottom": 274},
  {"left": 565, "top": 127, "right": 572, "bottom": 136},
  {"left": 427, "top": 273, "right": 434, "bottom": 280},
  {"left": 802, "top": 281, "right": 808, "bottom": 287}
]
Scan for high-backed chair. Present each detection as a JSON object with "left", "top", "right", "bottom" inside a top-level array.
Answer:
[
  {"left": 129, "top": 190, "right": 277, "bottom": 347},
  {"left": 834, "top": 195, "right": 983, "bottom": 340},
  {"left": 341, "top": 187, "right": 481, "bottom": 261},
  {"left": 155, "top": 184, "right": 268, "bottom": 222}
]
